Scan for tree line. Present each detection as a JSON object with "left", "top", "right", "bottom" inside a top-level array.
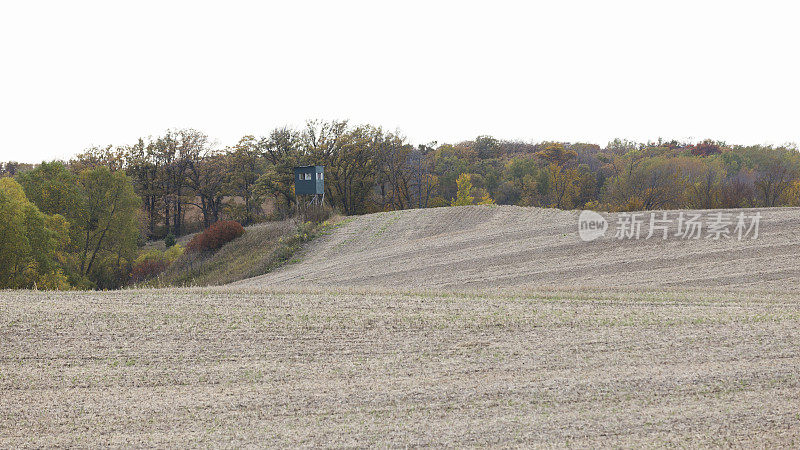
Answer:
[
  {"left": 2, "top": 121, "right": 800, "bottom": 289},
  {"left": 1, "top": 165, "right": 138, "bottom": 289}
]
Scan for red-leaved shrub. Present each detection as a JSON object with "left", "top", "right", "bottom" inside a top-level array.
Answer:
[
  {"left": 690, "top": 140, "right": 723, "bottom": 157},
  {"left": 187, "top": 220, "right": 245, "bottom": 252},
  {"left": 131, "top": 259, "right": 168, "bottom": 283}
]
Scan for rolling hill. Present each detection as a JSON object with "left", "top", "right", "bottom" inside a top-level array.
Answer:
[{"left": 235, "top": 205, "right": 800, "bottom": 290}]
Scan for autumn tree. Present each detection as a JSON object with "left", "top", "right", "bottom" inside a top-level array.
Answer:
[
  {"left": 602, "top": 155, "right": 685, "bottom": 211},
  {"left": 433, "top": 144, "right": 471, "bottom": 200},
  {"left": 683, "top": 158, "right": 724, "bottom": 209},
  {"left": 148, "top": 132, "right": 181, "bottom": 235},
  {"left": 690, "top": 139, "right": 723, "bottom": 157},
  {"left": 125, "top": 138, "right": 162, "bottom": 236},
  {"left": 74, "top": 167, "right": 140, "bottom": 288},
  {"left": 473, "top": 135, "right": 500, "bottom": 159},
  {"left": 408, "top": 143, "right": 437, "bottom": 209},
  {"left": 545, "top": 163, "right": 579, "bottom": 209},
  {"left": 451, "top": 173, "right": 475, "bottom": 206},
  {"left": 783, "top": 179, "right": 800, "bottom": 206},
  {"left": 499, "top": 157, "right": 539, "bottom": 205},
  {"left": 537, "top": 142, "right": 577, "bottom": 166},
  {"left": 256, "top": 127, "right": 302, "bottom": 216},
  {"left": 186, "top": 151, "right": 229, "bottom": 227},
  {"left": 72, "top": 145, "right": 127, "bottom": 172},
  {"left": 16, "top": 161, "right": 83, "bottom": 217},
  {"left": 303, "top": 120, "right": 378, "bottom": 215},
  {"left": 752, "top": 151, "right": 797, "bottom": 207},
  {"left": 574, "top": 164, "right": 599, "bottom": 208},
  {"left": 0, "top": 178, "right": 70, "bottom": 289},
  {"left": 226, "top": 136, "right": 267, "bottom": 224},
  {"left": 376, "top": 131, "right": 413, "bottom": 210},
  {"left": 720, "top": 172, "right": 756, "bottom": 208}
]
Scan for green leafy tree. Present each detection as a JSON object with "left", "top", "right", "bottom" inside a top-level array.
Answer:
[
  {"left": 0, "top": 178, "right": 70, "bottom": 289},
  {"left": 17, "top": 162, "right": 86, "bottom": 284},
  {"left": 303, "top": 120, "right": 378, "bottom": 215},
  {"left": 256, "top": 127, "right": 302, "bottom": 216},
  {"left": 473, "top": 135, "right": 500, "bottom": 159},
  {"left": 16, "top": 161, "right": 82, "bottom": 218},
  {"left": 74, "top": 167, "right": 141, "bottom": 289},
  {"left": 434, "top": 144, "right": 471, "bottom": 199},
  {"left": 18, "top": 163, "right": 140, "bottom": 288}
]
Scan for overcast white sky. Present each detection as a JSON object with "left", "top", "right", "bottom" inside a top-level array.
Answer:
[{"left": 1, "top": 0, "right": 798, "bottom": 162}]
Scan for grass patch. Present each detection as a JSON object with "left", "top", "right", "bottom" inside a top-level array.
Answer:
[
  {"left": 147, "top": 217, "right": 341, "bottom": 287},
  {"left": 373, "top": 212, "right": 401, "bottom": 239}
]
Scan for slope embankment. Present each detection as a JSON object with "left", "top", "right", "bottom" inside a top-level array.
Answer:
[{"left": 233, "top": 205, "right": 800, "bottom": 290}]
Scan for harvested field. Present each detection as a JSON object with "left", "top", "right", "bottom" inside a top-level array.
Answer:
[
  {"left": 2, "top": 287, "right": 800, "bottom": 447},
  {"left": 237, "top": 205, "right": 800, "bottom": 289},
  {"left": 4, "top": 205, "right": 800, "bottom": 446}
]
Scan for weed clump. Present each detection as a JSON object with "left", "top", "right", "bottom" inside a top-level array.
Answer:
[
  {"left": 298, "top": 204, "right": 334, "bottom": 224},
  {"left": 164, "top": 233, "right": 176, "bottom": 248},
  {"left": 131, "top": 259, "right": 168, "bottom": 283},
  {"left": 187, "top": 220, "right": 245, "bottom": 253},
  {"left": 131, "top": 244, "right": 184, "bottom": 283}
]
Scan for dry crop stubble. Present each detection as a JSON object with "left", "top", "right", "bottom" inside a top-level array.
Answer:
[
  {"left": 2, "top": 286, "right": 800, "bottom": 446},
  {"left": 235, "top": 205, "right": 800, "bottom": 290}
]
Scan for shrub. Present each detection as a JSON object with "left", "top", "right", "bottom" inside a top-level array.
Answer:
[
  {"left": 428, "top": 196, "right": 449, "bottom": 208},
  {"left": 163, "top": 244, "right": 184, "bottom": 262},
  {"left": 130, "top": 244, "right": 184, "bottom": 283},
  {"left": 298, "top": 203, "right": 333, "bottom": 224},
  {"left": 134, "top": 244, "right": 184, "bottom": 266},
  {"left": 187, "top": 220, "right": 245, "bottom": 253},
  {"left": 131, "top": 259, "right": 168, "bottom": 283},
  {"left": 164, "top": 233, "right": 176, "bottom": 248}
]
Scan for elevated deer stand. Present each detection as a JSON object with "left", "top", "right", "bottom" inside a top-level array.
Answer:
[{"left": 293, "top": 165, "right": 325, "bottom": 216}]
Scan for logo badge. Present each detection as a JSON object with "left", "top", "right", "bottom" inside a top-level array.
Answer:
[{"left": 578, "top": 210, "right": 607, "bottom": 242}]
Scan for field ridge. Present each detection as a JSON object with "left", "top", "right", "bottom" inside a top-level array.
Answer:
[{"left": 236, "top": 205, "right": 800, "bottom": 289}]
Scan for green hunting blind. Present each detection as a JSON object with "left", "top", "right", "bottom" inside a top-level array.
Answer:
[{"left": 294, "top": 165, "right": 324, "bottom": 206}]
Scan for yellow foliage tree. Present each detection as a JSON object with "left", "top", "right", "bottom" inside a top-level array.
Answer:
[
  {"left": 451, "top": 173, "right": 495, "bottom": 206},
  {"left": 546, "top": 164, "right": 579, "bottom": 209},
  {"left": 783, "top": 179, "right": 800, "bottom": 206},
  {"left": 0, "top": 178, "right": 70, "bottom": 289},
  {"left": 451, "top": 173, "right": 475, "bottom": 206},
  {"left": 477, "top": 192, "right": 495, "bottom": 205}
]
